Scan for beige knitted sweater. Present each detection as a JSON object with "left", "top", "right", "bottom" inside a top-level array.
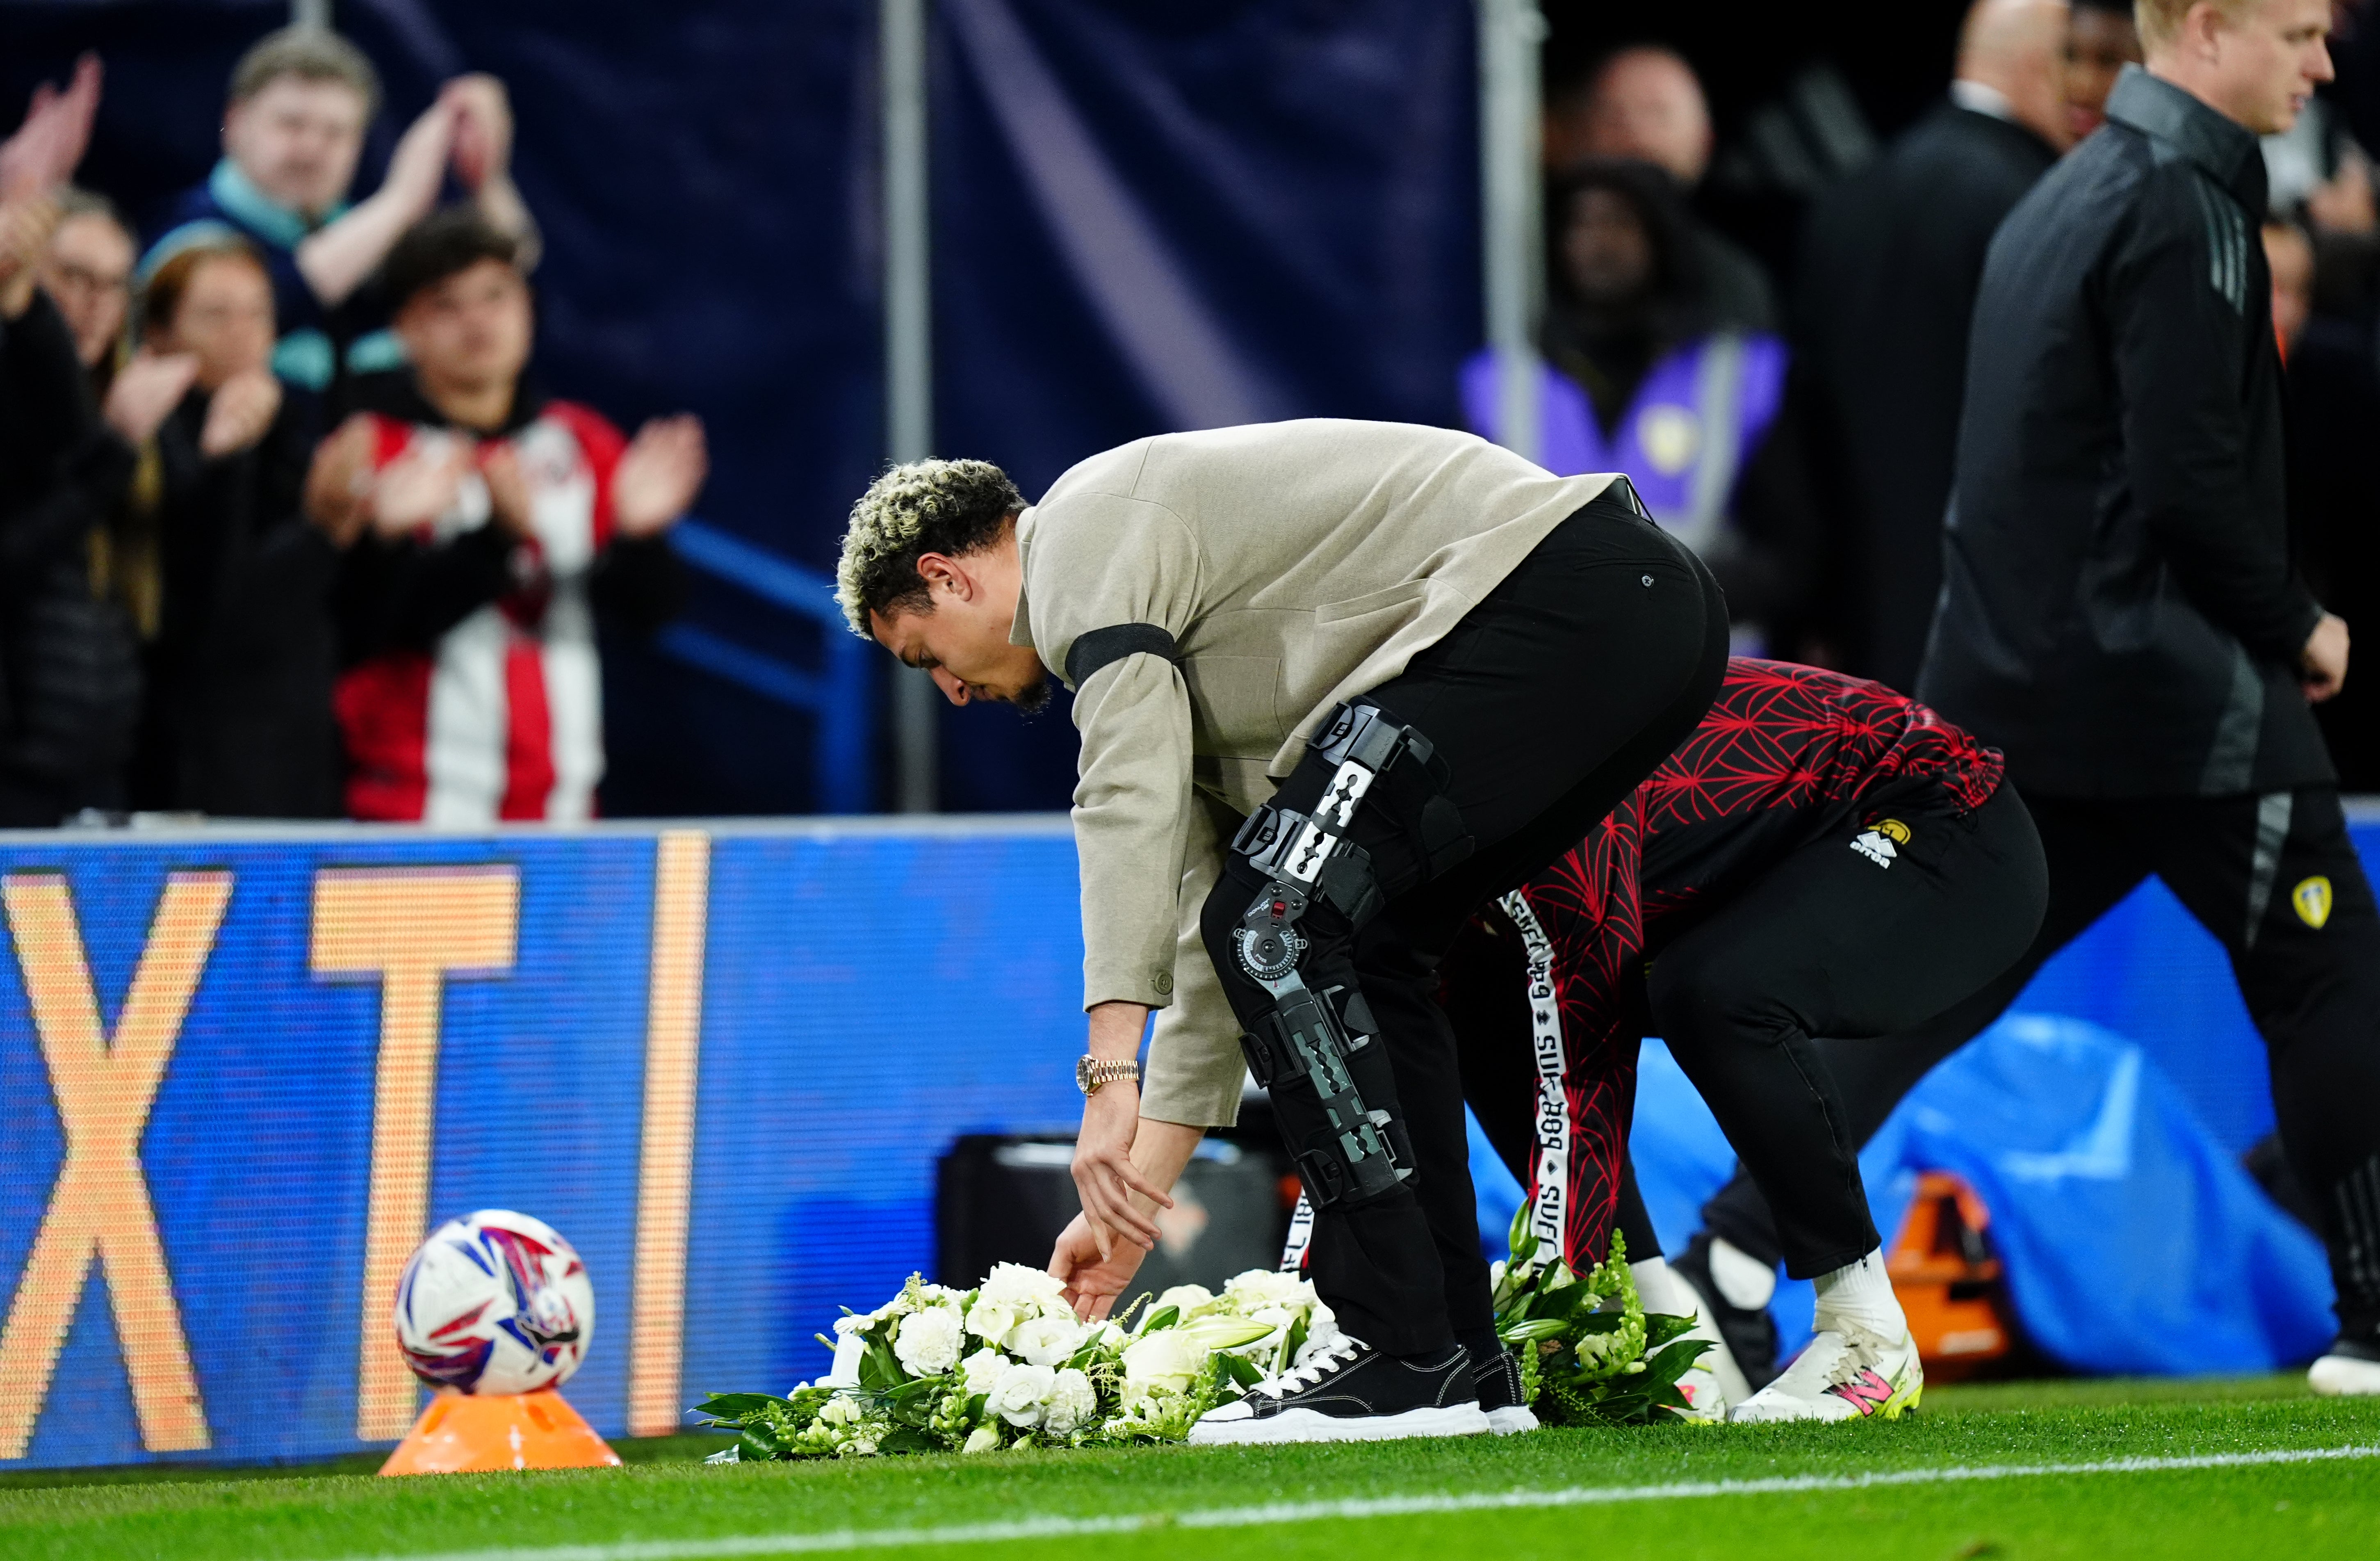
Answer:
[{"left": 1012, "top": 419, "right": 1617, "bottom": 1125}]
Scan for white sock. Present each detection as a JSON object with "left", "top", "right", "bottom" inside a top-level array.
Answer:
[
  {"left": 1812, "top": 1248, "right": 1906, "bottom": 1339},
  {"left": 1707, "top": 1237, "right": 1778, "bottom": 1311},
  {"left": 1631, "top": 1257, "right": 1700, "bottom": 1321}
]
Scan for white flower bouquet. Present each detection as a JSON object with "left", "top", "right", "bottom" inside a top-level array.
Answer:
[
  {"left": 696, "top": 1264, "right": 1341, "bottom": 1459},
  {"left": 1491, "top": 1210, "right": 1709, "bottom": 1425}
]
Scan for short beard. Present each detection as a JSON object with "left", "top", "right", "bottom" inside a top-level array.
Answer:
[{"left": 1012, "top": 670, "right": 1053, "bottom": 716}]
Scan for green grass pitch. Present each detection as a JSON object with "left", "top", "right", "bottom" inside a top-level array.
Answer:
[{"left": 2, "top": 1377, "right": 2376, "bottom": 1560}]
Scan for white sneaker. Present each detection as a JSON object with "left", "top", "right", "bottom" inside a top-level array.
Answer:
[
  {"left": 2309, "top": 1346, "right": 2380, "bottom": 1397},
  {"left": 1473, "top": 1344, "right": 1540, "bottom": 1435},
  {"left": 1727, "top": 1320, "right": 1922, "bottom": 1424},
  {"left": 1188, "top": 1336, "right": 1491, "bottom": 1446}
]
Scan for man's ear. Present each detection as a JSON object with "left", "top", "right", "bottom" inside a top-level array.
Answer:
[{"left": 914, "top": 551, "right": 971, "bottom": 602}]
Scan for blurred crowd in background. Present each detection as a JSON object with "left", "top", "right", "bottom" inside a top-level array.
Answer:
[
  {"left": 0, "top": 27, "right": 706, "bottom": 828},
  {"left": 0, "top": 3, "right": 2375, "bottom": 826}
]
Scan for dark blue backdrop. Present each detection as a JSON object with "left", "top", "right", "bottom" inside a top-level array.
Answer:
[{"left": 1, "top": 0, "right": 1484, "bottom": 814}]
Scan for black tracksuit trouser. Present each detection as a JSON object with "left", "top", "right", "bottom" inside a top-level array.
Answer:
[
  {"left": 1698, "top": 785, "right": 2380, "bottom": 1337},
  {"left": 1200, "top": 490, "right": 1728, "bottom": 1356}
]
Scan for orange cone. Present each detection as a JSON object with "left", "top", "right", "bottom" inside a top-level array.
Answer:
[{"left": 378, "top": 1389, "right": 622, "bottom": 1475}]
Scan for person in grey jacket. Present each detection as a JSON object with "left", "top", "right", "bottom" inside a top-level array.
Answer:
[
  {"left": 838, "top": 420, "right": 1726, "bottom": 1442},
  {"left": 1894, "top": 0, "right": 2380, "bottom": 1399}
]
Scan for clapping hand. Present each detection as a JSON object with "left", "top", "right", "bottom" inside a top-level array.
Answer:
[
  {"left": 371, "top": 437, "right": 473, "bottom": 536},
  {"left": 0, "top": 195, "right": 61, "bottom": 316},
  {"left": 102, "top": 351, "right": 200, "bottom": 446},
  {"left": 383, "top": 94, "right": 460, "bottom": 216},
  {"left": 443, "top": 75, "right": 515, "bottom": 192},
  {"left": 0, "top": 53, "right": 100, "bottom": 203},
  {"left": 478, "top": 440, "right": 535, "bottom": 540},
  {"left": 611, "top": 415, "right": 707, "bottom": 536},
  {"left": 198, "top": 368, "right": 283, "bottom": 459},
  {"left": 304, "top": 415, "right": 379, "bottom": 547}
]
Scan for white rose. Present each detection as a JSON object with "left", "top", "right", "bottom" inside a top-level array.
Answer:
[
  {"left": 988, "top": 1362, "right": 1056, "bottom": 1427},
  {"left": 966, "top": 1300, "right": 1023, "bottom": 1343},
  {"left": 892, "top": 1304, "right": 963, "bottom": 1376},
  {"left": 1122, "top": 1328, "right": 1208, "bottom": 1400},
  {"left": 1152, "top": 1283, "right": 1215, "bottom": 1316},
  {"left": 962, "top": 1425, "right": 1002, "bottom": 1454},
  {"left": 960, "top": 1346, "right": 1008, "bottom": 1399},
  {"left": 1006, "top": 1313, "right": 1087, "bottom": 1367},
  {"left": 1042, "top": 1367, "right": 1097, "bottom": 1436},
  {"left": 978, "top": 1262, "right": 1070, "bottom": 1310},
  {"left": 1222, "top": 1270, "right": 1312, "bottom": 1311}
]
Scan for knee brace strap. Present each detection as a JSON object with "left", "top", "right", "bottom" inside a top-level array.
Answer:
[{"left": 1226, "top": 701, "right": 1458, "bottom": 1210}]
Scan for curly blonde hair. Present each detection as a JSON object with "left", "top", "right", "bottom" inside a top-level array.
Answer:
[{"left": 835, "top": 459, "right": 1026, "bottom": 635}]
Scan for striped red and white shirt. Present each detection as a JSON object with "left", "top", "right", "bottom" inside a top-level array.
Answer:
[{"left": 335, "top": 400, "right": 627, "bottom": 823}]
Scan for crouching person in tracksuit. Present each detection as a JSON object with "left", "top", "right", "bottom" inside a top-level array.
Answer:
[
  {"left": 835, "top": 421, "right": 1727, "bottom": 1444},
  {"left": 1441, "top": 658, "right": 2047, "bottom": 1423}
]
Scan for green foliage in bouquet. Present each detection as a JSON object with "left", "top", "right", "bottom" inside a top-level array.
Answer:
[
  {"left": 694, "top": 1267, "right": 1330, "bottom": 1459},
  {"left": 1491, "top": 1206, "right": 1711, "bottom": 1425}
]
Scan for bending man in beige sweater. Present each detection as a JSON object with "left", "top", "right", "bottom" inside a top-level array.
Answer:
[{"left": 837, "top": 419, "right": 1726, "bottom": 1444}]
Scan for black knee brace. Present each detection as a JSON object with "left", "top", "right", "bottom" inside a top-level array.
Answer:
[{"left": 1228, "top": 702, "right": 1464, "bottom": 1210}]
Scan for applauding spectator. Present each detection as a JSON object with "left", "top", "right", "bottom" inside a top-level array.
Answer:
[
  {"left": 321, "top": 210, "right": 702, "bottom": 823},
  {"left": 127, "top": 236, "right": 344, "bottom": 817},
  {"left": 0, "top": 55, "right": 150, "bottom": 824},
  {"left": 144, "top": 26, "right": 538, "bottom": 395}
]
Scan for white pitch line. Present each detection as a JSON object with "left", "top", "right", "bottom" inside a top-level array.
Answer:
[{"left": 340, "top": 1443, "right": 2380, "bottom": 1561}]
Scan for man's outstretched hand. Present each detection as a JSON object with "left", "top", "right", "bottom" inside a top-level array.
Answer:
[
  {"left": 1050, "top": 1213, "right": 1147, "bottom": 1322},
  {"left": 1070, "top": 1077, "right": 1169, "bottom": 1260}
]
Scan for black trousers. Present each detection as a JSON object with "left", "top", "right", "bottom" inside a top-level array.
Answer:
[
  {"left": 1699, "top": 785, "right": 2380, "bottom": 1335},
  {"left": 1201, "top": 491, "right": 1728, "bottom": 1355}
]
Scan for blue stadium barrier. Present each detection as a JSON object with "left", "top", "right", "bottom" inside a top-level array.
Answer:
[
  {"left": 0, "top": 808, "right": 2370, "bottom": 1467},
  {"left": 659, "top": 521, "right": 877, "bottom": 814}
]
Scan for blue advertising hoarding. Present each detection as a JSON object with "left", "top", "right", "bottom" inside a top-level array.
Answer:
[{"left": 0, "top": 819, "right": 1085, "bottom": 1469}]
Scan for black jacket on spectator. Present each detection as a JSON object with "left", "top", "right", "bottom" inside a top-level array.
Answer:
[
  {"left": 131, "top": 386, "right": 343, "bottom": 818},
  {"left": 0, "top": 292, "right": 141, "bottom": 824},
  {"left": 1921, "top": 68, "right": 2331, "bottom": 797},
  {"left": 1795, "top": 99, "right": 2057, "bottom": 690}
]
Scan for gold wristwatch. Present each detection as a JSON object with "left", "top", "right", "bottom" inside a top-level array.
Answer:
[{"left": 1076, "top": 1056, "right": 1140, "bottom": 1096}]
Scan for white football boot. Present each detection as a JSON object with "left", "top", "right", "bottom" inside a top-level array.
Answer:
[{"left": 1727, "top": 1319, "right": 1923, "bottom": 1423}]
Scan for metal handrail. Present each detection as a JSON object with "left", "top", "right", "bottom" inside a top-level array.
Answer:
[{"left": 660, "top": 520, "right": 876, "bottom": 813}]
